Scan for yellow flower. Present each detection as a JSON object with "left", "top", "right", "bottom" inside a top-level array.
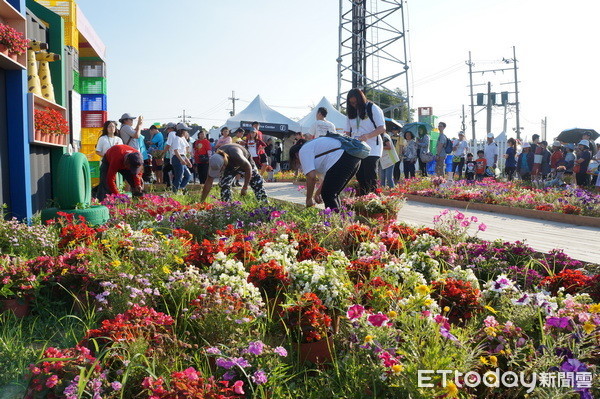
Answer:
[
  {"left": 583, "top": 321, "right": 596, "bottom": 334},
  {"left": 162, "top": 265, "right": 171, "bottom": 274},
  {"left": 443, "top": 306, "right": 450, "bottom": 313},
  {"left": 101, "top": 239, "right": 109, "bottom": 245},
  {"left": 445, "top": 381, "right": 459, "bottom": 398},
  {"left": 589, "top": 304, "right": 600, "bottom": 313},
  {"left": 61, "top": 268, "right": 68, "bottom": 276},
  {"left": 391, "top": 364, "right": 403, "bottom": 375},
  {"left": 489, "top": 355, "right": 498, "bottom": 367},
  {"left": 480, "top": 356, "right": 489, "bottom": 365},
  {"left": 424, "top": 299, "right": 433, "bottom": 306},
  {"left": 386, "top": 290, "right": 395, "bottom": 297},
  {"left": 499, "top": 350, "right": 506, "bottom": 356},
  {"left": 484, "top": 305, "right": 497, "bottom": 314},
  {"left": 416, "top": 284, "right": 431, "bottom": 296},
  {"left": 387, "top": 311, "right": 398, "bottom": 318},
  {"left": 364, "top": 335, "right": 374, "bottom": 343},
  {"left": 174, "top": 257, "right": 184, "bottom": 265},
  {"left": 111, "top": 260, "right": 121, "bottom": 267}
]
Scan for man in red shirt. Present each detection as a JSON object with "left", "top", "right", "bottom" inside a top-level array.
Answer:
[
  {"left": 96, "top": 144, "right": 144, "bottom": 201},
  {"left": 193, "top": 130, "right": 212, "bottom": 184}
]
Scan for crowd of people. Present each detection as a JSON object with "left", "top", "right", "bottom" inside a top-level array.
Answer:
[{"left": 93, "top": 97, "right": 599, "bottom": 206}]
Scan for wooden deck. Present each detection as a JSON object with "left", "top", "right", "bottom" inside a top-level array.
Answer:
[{"left": 264, "top": 182, "right": 600, "bottom": 264}]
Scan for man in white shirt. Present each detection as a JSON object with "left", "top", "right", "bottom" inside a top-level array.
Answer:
[
  {"left": 162, "top": 122, "right": 177, "bottom": 187},
  {"left": 435, "top": 122, "right": 448, "bottom": 176},
  {"left": 299, "top": 136, "right": 361, "bottom": 210},
  {"left": 118, "top": 113, "right": 143, "bottom": 151},
  {"left": 308, "top": 107, "right": 337, "bottom": 139},
  {"left": 484, "top": 132, "right": 499, "bottom": 176}
]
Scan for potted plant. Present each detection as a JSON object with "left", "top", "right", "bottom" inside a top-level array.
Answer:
[
  {"left": 343, "top": 193, "right": 405, "bottom": 221},
  {"left": 0, "top": 23, "right": 28, "bottom": 60},
  {"left": 0, "top": 256, "right": 39, "bottom": 317},
  {"left": 34, "top": 107, "right": 69, "bottom": 144},
  {"left": 248, "top": 260, "right": 290, "bottom": 299},
  {"left": 281, "top": 293, "right": 333, "bottom": 364}
]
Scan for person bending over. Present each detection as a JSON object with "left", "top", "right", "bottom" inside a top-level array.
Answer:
[
  {"left": 96, "top": 144, "right": 144, "bottom": 201},
  {"left": 200, "top": 143, "right": 268, "bottom": 203}
]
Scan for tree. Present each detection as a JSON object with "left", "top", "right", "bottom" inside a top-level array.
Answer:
[{"left": 365, "top": 87, "right": 413, "bottom": 122}]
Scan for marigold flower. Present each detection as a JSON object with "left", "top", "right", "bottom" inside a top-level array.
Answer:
[
  {"left": 416, "top": 284, "right": 431, "bottom": 296},
  {"left": 583, "top": 321, "right": 596, "bottom": 334}
]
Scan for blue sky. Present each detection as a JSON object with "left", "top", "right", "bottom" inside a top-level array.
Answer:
[{"left": 77, "top": 0, "right": 598, "bottom": 140}]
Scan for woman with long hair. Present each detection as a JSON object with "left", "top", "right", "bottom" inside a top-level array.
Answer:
[
  {"left": 504, "top": 137, "right": 518, "bottom": 181},
  {"left": 402, "top": 131, "right": 418, "bottom": 179},
  {"left": 95, "top": 120, "right": 123, "bottom": 157},
  {"left": 344, "top": 88, "right": 386, "bottom": 195},
  {"left": 416, "top": 125, "right": 430, "bottom": 176},
  {"left": 214, "top": 127, "right": 232, "bottom": 150}
]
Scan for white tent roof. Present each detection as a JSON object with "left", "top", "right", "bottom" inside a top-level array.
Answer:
[
  {"left": 224, "top": 95, "right": 301, "bottom": 133},
  {"left": 298, "top": 97, "right": 347, "bottom": 134}
]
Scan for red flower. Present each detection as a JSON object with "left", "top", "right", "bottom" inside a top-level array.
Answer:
[
  {"left": 142, "top": 367, "right": 243, "bottom": 398},
  {"left": 431, "top": 278, "right": 482, "bottom": 325},
  {"left": 540, "top": 269, "right": 592, "bottom": 296},
  {"left": 185, "top": 239, "right": 225, "bottom": 269},
  {"left": 282, "top": 293, "right": 332, "bottom": 343},
  {"left": 347, "top": 259, "right": 383, "bottom": 284},
  {"left": 248, "top": 260, "right": 290, "bottom": 297}
]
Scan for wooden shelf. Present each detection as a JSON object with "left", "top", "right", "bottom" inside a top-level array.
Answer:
[
  {"left": 28, "top": 93, "right": 69, "bottom": 148},
  {"left": 0, "top": 50, "right": 24, "bottom": 70},
  {"left": 0, "top": 1, "right": 27, "bottom": 69}
]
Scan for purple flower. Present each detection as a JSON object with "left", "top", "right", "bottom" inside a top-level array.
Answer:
[
  {"left": 560, "top": 358, "right": 587, "bottom": 373},
  {"left": 440, "top": 327, "right": 459, "bottom": 342},
  {"left": 252, "top": 370, "right": 268, "bottom": 385},
  {"left": 247, "top": 341, "right": 264, "bottom": 356},
  {"left": 546, "top": 317, "right": 573, "bottom": 331},
  {"left": 478, "top": 223, "right": 487, "bottom": 231},
  {"left": 273, "top": 346, "right": 288, "bottom": 357},
  {"left": 111, "top": 381, "right": 122, "bottom": 391},
  {"left": 222, "top": 371, "right": 236, "bottom": 381},
  {"left": 216, "top": 358, "right": 235, "bottom": 369},
  {"left": 205, "top": 347, "right": 221, "bottom": 355}
]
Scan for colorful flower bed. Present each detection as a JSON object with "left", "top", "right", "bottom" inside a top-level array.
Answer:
[
  {"left": 393, "top": 177, "right": 600, "bottom": 217},
  {"left": 1, "top": 193, "right": 599, "bottom": 398}
]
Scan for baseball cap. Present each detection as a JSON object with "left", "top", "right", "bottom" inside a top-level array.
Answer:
[
  {"left": 552, "top": 140, "right": 561, "bottom": 147},
  {"left": 125, "top": 152, "right": 143, "bottom": 173},
  {"left": 487, "top": 133, "right": 494, "bottom": 138},
  {"left": 522, "top": 142, "right": 531, "bottom": 148},
  {"left": 208, "top": 153, "right": 225, "bottom": 178},
  {"left": 164, "top": 122, "right": 176, "bottom": 130},
  {"left": 176, "top": 122, "right": 192, "bottom": 131},
  {"left": 119, "top": 113, "right": 136, "bottom": 121},
  {"left": 458, "top": 131, "right": 465, "bottom": 136}
]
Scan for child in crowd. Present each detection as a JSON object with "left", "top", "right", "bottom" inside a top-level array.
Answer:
[
  {"left": 475, "top": 150, "right": 487, "bottom": 181},
  {"left": 465, "top": 153, "right": 476, "bottom": 181},
  {"left": 544, "top": 165, "right": 566, "bottom": 188}
]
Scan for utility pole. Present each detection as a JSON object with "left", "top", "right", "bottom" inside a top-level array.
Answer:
[
  {"left": 512, "top": 46, "right": 521, "bottom": 140},
  {"left": 461, "top": 104, "right": 466, "bottom": 132},
  {"left": 178, "top": 110, "right": 191, "bottom": 124},
  {"left": 486, "top": 82, "right": 492, "bottom": 135},
  {"left": 228, "top": 91, "right": 239, "bottom": 117},
  {"left": 467, "top": 51, "right": 476, "bottom": 143},
  {"left": 503, "top": 104, "right": 508, "bottom": 134},
  {"left": 541, "top": 117, "right": 547, "bottom": 141}
]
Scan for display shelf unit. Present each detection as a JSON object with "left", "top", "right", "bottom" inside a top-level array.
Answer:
[
  {"left": 28, "top": 93, "right": 69, "bottom": 148},
  {"left": 0, "top": 0, "right": 27, "bottom": 69}
]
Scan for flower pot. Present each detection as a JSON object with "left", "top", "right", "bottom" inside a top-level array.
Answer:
[
  {"left": 9, "top": 52, "right": 18, "bottom": 61},
  {"left": 297, "top": 334, "right": 333, "bottom": 364},
  {"left": 0, "top": 43, "right": 8, "bottom": 57},
  {"left": 34, "top": 130, "right": 43, "bottom": 142},
  {"left": 0, "top": 297, "right": 31, "bottom": 318}
]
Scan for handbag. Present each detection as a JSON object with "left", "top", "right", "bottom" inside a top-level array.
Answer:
[{"left": 420, "top": 151, "right": 434, "bottom": 163}]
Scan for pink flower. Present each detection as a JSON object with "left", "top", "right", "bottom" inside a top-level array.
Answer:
[
  {"left": 367, "top": 312, "right": 389, "bottom": 327},
  {"left": 182, "top": 367, "right": 199, "bottom": 380},
  {"left": 233, "top": 380, "right": 245, "bottom": 395},
  {"left": 478, "top": 223, "right": 487, "bottom": 231},
  {"left": 270, "top": 211, "right": 282, "bottom": 218},
  {"left": 461, "top": 220, "right": 470, "bottom": 227},
  {"left": 45, "top": 374, "right": 59, "bottom": 388},
  {"left": 455, "top": 212, "right": 465, "bottom": 220},
  {"left": 346, "top": 304, "right": 365, "bottom": 320},
  {"left": 470, "top": 216, "right": 478, "bottom": 222}
]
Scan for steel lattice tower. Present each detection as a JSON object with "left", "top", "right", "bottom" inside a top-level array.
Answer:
[{"left": 337, "top": 0, "right": 410, "bottom": 119}]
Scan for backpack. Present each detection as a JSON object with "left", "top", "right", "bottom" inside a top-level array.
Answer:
[
  {"left": 351, "top": 102, "right": 385, "bottom": 146},
  {"left": 444, "top": 137, "right": 453, "bottom": 154},
  {"left": 324, "top": 132, "right": 371, "bottom": 159}
]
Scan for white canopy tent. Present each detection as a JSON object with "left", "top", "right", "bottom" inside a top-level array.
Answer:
[
  {"left": 298, "top": 97, "right": 347, "bottom": 134},
  {"left": 224, "top": 95, "right": 301, "bottom": 138}
]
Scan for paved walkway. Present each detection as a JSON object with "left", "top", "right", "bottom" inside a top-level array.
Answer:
[{"left": 264, "top": 182, "right": 600, "bottom": 263}]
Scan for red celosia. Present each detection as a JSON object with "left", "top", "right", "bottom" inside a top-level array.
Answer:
[
  {"left": 225, "top": 240, "right": 256, "bottom": 264},
  {"left": 55, "top": 213, "right": 101, "bottom": 249},
  {"left": 185, "top": 239, "right": 225, "bottom": 269},
  {"left": 282, "top": 293, "right": 331, "bottom": 343},
  {"left": 142, "top": 367, "right": 243, "bottom": 398},
  {"left": 294, "top": 233, "right": 330, "bottom": 261},
  {"left": 347, "top": 259, "right": 383, "bottom": 284},
  {"left": 343, "top": 224, "right": 375, "bottom": 250},
  {"left": 561, "top": 204, "right": 581, "bottom": 215},
  {"left": 540, "top": 269, "right": 592, "bottom": 296}
]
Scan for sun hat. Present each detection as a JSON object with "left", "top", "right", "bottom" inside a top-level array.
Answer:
[
  {"left": 119, "top": 113, "right": 136, "bottom": 122},
  {"left": 487, "top": 133, "right": 494, "bottom": 138},
  {"left": 458, "top": 131, "right": 465, "bottom": 136},
  {"left": 552, "top": 140, "right": 561, "bottom": 147},
  {"left": 208, "top": 153, "right": 225, "bottom": 178},
  {"left": 566, "top": 143, "right": 575, "bottom": 150},
  {"left": 176, "top": 122, "right": 192, "bottom": 131},
  {"left": 578, "top": 139, "right": 590, "bottom": 148},
  {"left": 522, "top": 142, "right": 531, "bottom": 148}
]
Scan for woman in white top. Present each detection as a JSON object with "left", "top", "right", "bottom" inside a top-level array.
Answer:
[
  {"left": 95, "top": 121, "right": 123, "bottom": 157},
  {"left": 451, "top": 131, "right": 469, "bottom": 180},
  {"left": 171, "top": 123, "right": 193, "bottom": 193},
  {"left": 344, "top": 88, "right": 385, "bottom": 195}
]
